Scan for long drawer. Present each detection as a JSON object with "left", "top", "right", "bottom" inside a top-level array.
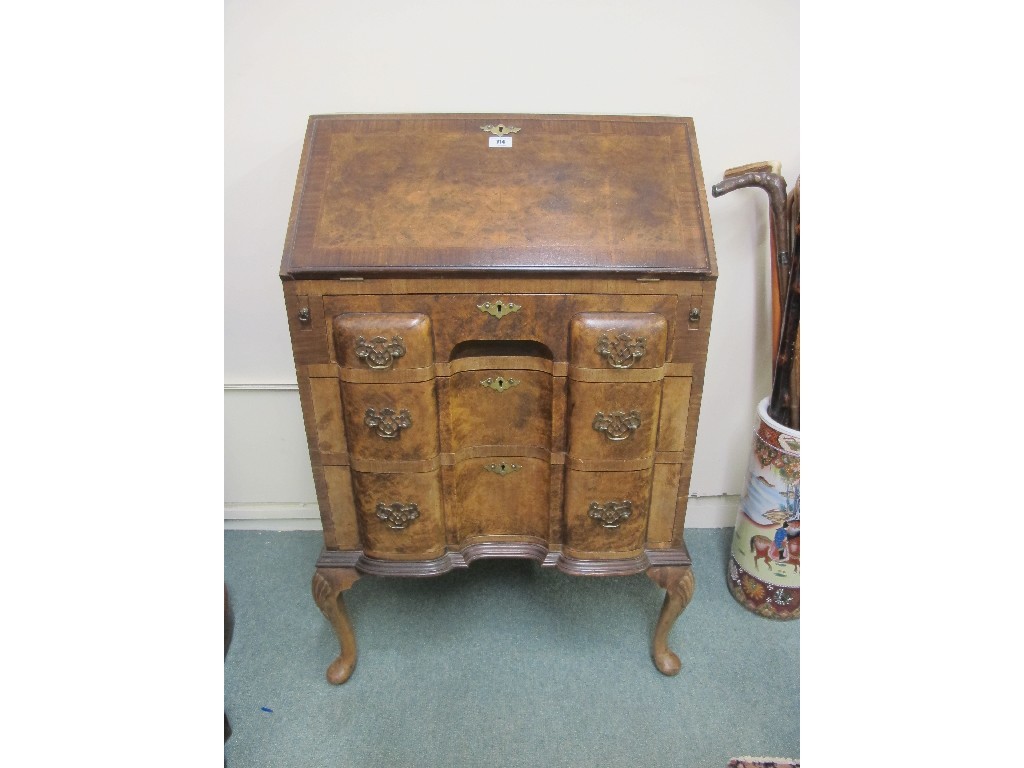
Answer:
[{"left": 323, "top": 293, "right": 678, "bottom": 365}]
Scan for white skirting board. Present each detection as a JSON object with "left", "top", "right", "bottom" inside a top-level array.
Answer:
[{"left": 223, "top": 495, "right": 740, "bottom": 531}]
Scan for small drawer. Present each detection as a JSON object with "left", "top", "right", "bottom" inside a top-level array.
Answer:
[
  {"left": 451, "top": 457, "right": 550, "bottom": 542},
  {"left": 333, "top": 313, "right": 434, "bottom": 371},
  {"left": 566, "top": 380, "right": 662, "bottom": 462},
  {"left": 340, "top": 381, "right": 440, "bottom": 462},
  {"left": 447, "top": 369, "right": 552, "bottom": 451},
  {"left": 350, "top": 469, "right": 446, "bottom": 560},
  {"left": 569, "top": 312, "right": 668, "bottom": 370},
  {"left": 433, "top": 294, "right": 570, "bottom": 360},
  {"left": 562, "top": 466, "right": 653, "bottom": 558}
]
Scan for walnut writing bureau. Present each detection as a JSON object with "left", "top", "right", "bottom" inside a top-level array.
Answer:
[{"left": 280, "top": 114, "right": 717, "bottom": 683}]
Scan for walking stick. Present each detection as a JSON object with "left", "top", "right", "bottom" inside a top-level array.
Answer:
[
  {"left": 712, "top": 165, "right": 800, "bottom": 430},
  {"left": 711, "top": 164, "right": 791, "bottom": 348},
  {"left": 769, "top": 201, "right": 798, "bottom": 429},
  {"left": 782, "top": 178, "right": 800, "bottom": 427}
]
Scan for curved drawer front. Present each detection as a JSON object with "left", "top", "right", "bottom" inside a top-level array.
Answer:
[
  {"left": 447, "top": 369, "right": 552, "bottom": 452},
  {"left": 451, "top": 457, "right": 550, "bottom": 542},
  {"left": 340, "top": 381, "right": 440, "bottom": 462},
  {"left": 569, "top": 312, "right": 668, "bottom": 371},
  {"left": 562, "top": 466, "right": 653, "bottom": 558},
  {"left": 350, "top": 469, "right": 446, "bottom": 559},
  {"left": 333, "top": 312, "right": 434, "bottom": 372},
  {"left": 567, "top": 379, "right": 662, "bottom": 463}
]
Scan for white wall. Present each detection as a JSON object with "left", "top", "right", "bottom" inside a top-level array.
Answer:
[{"left": 225, "top": 0, "right": 799, "bottom": 527}]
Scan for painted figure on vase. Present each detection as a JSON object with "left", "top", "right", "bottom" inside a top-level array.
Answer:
[{"left": 773, "top": 522, "right": 790, "bottom": 561}]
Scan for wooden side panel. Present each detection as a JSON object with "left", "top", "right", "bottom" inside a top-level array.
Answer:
[
  {"left": 647, "top": 463, "right": 683, "bottom": 545},
  {"left": 309, "top": 377, "right": 347, "bottom": 460},
  {"left": 656, "top": 377, "right": 693, "bottom": 453},
  {"left": 292, "top": 363, "right": 336, "bottom": 546},
  {"left": 674, "top": 477, "right": 694, "bottom": 547},
  {"left": 282, "top": 283, "right": 329, "bottom": 365},
  {"left": 323, "top": 466, "right": 360, "bottom": 549}
]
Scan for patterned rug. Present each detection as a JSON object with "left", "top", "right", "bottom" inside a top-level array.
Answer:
[{"left": 729, "top": 759, "right": 799, "bottom": 768}]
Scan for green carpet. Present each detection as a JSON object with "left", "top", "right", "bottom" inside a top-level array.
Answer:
[{"left": 224, "top": 529, "right": 799, "bottom": 767}]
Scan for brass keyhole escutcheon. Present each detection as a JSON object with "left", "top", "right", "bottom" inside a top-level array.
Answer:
[
  {"left": 485, "top": 462, "right": 521, "bottom": 476},
  {"left": 480, "top": 376, "right": 520, "bottom": 393},
  {"left": 477, "top": 299, "right": 521, "bottom": 320},
  {"left": 481, "top": 123, "right": 522, "bottom": 136}
]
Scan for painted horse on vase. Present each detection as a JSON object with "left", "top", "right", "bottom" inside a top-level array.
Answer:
[{"left": 751, "top": 519, "right": 800, "bottom": 572}]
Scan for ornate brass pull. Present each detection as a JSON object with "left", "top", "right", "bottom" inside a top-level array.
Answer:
[
  {"left": 375, "top": 502, "right": 420, "bottom": 530},
  {"left": 355, "top": 335, "right": 406, "bottom": 370},
  {"left": 588, "top": 500, "right": 633, "bottom": 528},
  {"left": 592, "top": 410, "right": 641, "bottom": 441},
  {"left": 480, "top": 376, "right": 520, "bottom": 392},
  {"left": 485, "top": 461, "right": 521, "bottom": 476},
  {"left": 596, "top": 332, "right": 647, "bottom": 369},
  {"left": 477, "top": 299, "right": 521, "bottom": 320},
  {"left": 364, "top": 408, "right": 412, "bottom": 439}
]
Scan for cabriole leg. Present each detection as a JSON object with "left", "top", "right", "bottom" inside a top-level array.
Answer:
[
  {"left": 647, "top": 566, "right": 696, "bottom": 676},
  {"left": 312, "top": 567, "right": 361, "bottom": 684}
]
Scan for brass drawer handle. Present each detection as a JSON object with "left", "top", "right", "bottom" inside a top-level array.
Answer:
[
  {"left": 477, "top": 299, "right": 521, "bottom": 320},
  {"left": 375, "top": 502, "right": 420, "bottom": 530},
  {"left": 364, "top": 408, "right": 412, "bottom": 439},
  {"left": 596, "top": 332, "right": 647, "bottom": 369},
  {"left": 485, "top": 461, "right": 521, "bottom": 476},
  {"left": 480, "top": 375, "right": 520, "bottom": 392},
  {"left": 588, "top": 500, "right": 633, "bottom": 528},
  {"left": 592, "top": 410, "right": 641, "bottom": 441},
  {"left": 355, "top": 335, "right": 406, "bottom": 370}
]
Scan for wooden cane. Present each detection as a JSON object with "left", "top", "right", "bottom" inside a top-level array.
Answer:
[
  {"left": 768, "top": 185, "right": 799, "bottom": 430},
  {"left": 713, "top": 163, "right": 788, "bottom": 357},
  {"left": 784, "top": 178, "right": 800, "bottom": 427}
]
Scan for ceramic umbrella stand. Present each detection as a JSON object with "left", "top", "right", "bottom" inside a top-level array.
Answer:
[{"left": 726, "top": 397, "right": 800, "bottom": 620}]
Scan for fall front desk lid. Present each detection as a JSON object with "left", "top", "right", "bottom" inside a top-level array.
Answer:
[{"left": 280, "top": 114, "right": 715, "bottom": 278}]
